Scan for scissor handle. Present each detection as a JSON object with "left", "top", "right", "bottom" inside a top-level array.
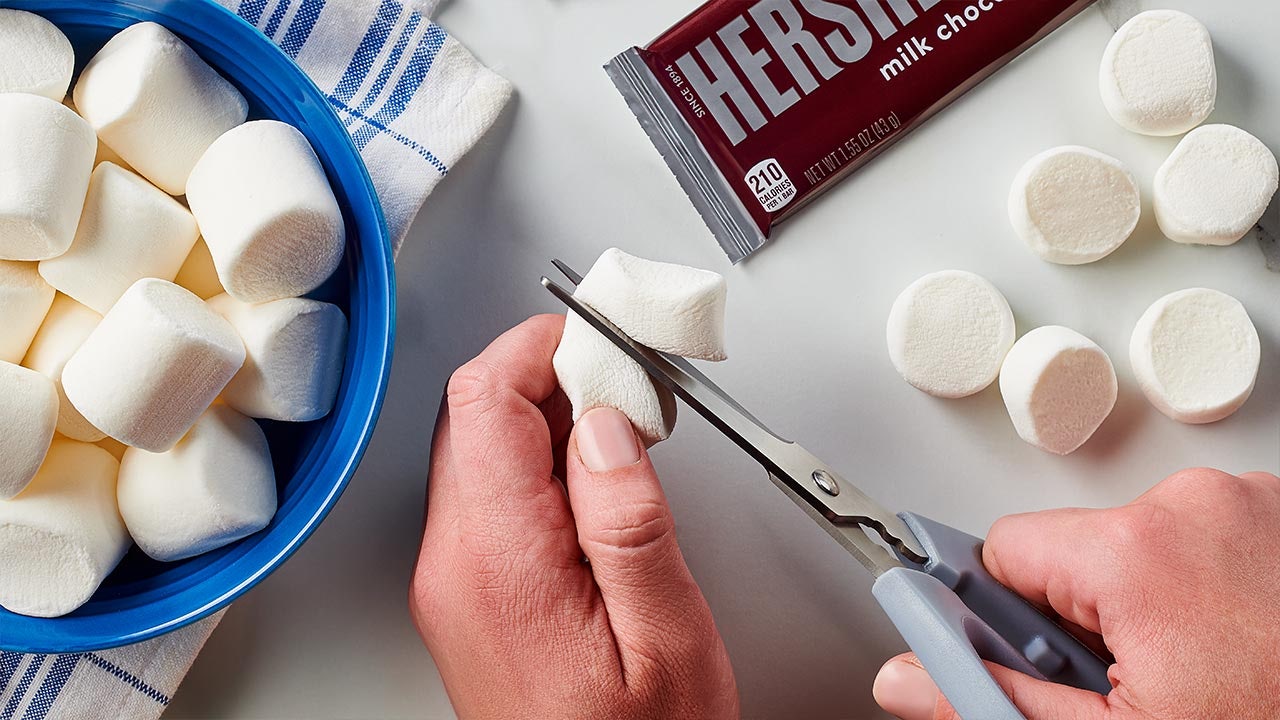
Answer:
[{"left": 871, "top": 513, "right": 1111, "bottom": 719}]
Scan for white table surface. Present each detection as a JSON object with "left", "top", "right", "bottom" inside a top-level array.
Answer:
[{"left": 166, "top": 1, "right": 1280, "bottom": 717}]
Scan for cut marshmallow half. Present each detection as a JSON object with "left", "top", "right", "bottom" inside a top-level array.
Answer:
[
  {"left": 1154, "top": 125, "right": 1279, "bottom": 246},
  {"left": 0, "top": 93, "right": 96, "bottom": 261},
  {"left": 73, "top": 22, "right": 249, "bottom": 195},
  {"left": 1130, "top": 288, "right": 1259, "bottom": 424},
  {"left": 118, "top": 404, "right": 276, "bottom": 562},
  {"left": 62, "top": 279, "right": 246, "bottom": 452},
  {"left": 39, "top": 162, "right": 200, "bottom": 313},
  {"left": 1009, "top": 146, "right": 1141, "bottom": 265},
  {"left": 999, "top": 326, "right": 1117, "bottom": 455},
  {"left": 0, "top": 439, "right": 128, "bottom": 617},
  {"left": 0, "top": 361, "right": 58, "bottom": 499},
  {"left": 1100, "top": 10, "right": 1216, "bottom": 137},
  {"left": 0, "top": 9, "right": 75, "bottom": 100},
  {"left": 208, "top": 294, "right": 348, "bottom": 422},
  {"left": 0, "top": 260, "right": 55, "bottom": 364},
  {"left": 186, "top": 120, "right": 346, "bottom": 303},
  {"left": 21, "top": 294, "right": 107, "bottom": 442},
  {"left": 886, "top": 270, "right": 1015, "bottom": 398}
]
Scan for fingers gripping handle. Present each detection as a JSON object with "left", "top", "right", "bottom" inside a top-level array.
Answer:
[
  {"left": 873, "top": 568, "right": 1034, "bottom": 720},
  {"left": 896, "top": 513, "right": 1112, "bottom": 694}
]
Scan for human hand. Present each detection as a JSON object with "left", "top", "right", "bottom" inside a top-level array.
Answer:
[
  {"left": 410, "top": 315, "right": 739, "bottom": 720},
  {"left": 873, "top": 467, "right": 1280, "bottom": 720}
]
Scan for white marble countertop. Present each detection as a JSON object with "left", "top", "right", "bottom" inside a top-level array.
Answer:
[{"left": 167, "top": 1, "right": 1279, "bottom": 717}]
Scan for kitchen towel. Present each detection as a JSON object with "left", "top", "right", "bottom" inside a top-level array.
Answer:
[{"left": 0, "top": 0, "right": 512, "bottom": 718}]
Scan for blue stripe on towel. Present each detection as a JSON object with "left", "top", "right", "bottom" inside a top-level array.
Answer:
[
  {"left": 331, "top": 0, "right": 401, "bottom": 104},
  {"left": 279, "top": 0, "right": 326, "bottom": 58},
  {"left": 83, "top": 654, "right": 169, "bottom": 706},
  {"left": 21, "top": 655, "right": 80, "bottom": 720},
  {"left": 0, "top": 655, "right": 44, "bottom": 720}
]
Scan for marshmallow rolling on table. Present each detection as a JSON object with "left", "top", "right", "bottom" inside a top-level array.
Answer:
[{"left": 0, "top": 0, "right": 512, "bottom": 717}]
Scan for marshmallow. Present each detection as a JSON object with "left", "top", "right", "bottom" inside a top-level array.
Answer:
[
  {"left": 1153, "top": 125, "right": 1279, "bottom": 246},
  {"left": 1009, "top": 146, "right": 1141, "bottom": 265},
  {"left": 886, "top": 271, "right": 1015, "bottom": 398},
  {"left": 174, "top": 238, "right": 226, "bottom": 300},
  {"left": 1100, "top": 10, "right": 1216, "bottom": 137},
  {"left": 186, "top": 120, "right": 346, "bottom": 303},
  {"left": 118, "top": 404, "right": 276, "bottom": 562},
  {"left": 96, "top": 437, "right": 128, "bottom": 462},
  {"left": 0, "top": 362, "right": 58, "bottom": 499},
  {"left": 554, "top": 313, "right": 677, "bottom": 448},
  {"left": 39, "top": 163, "right": 200, "bottom": 313},
  {"left": 0, "top": 439, "right": 128, "bottom": 617},
  {"left": 0, "top": 93, "right": 96, "bottom": 261},
  {"left": 0, "top": 260, "right": 55, "bottom": 364},
  {"left": 63, "top": 279, "right": 245, "bottom": 452},
  {"left": 574, "top": 248, "right": 728, "bottom": 361},
  {"left": 999, "top": 326, "right": 1117, "bottom": 455},
  {"left": 208, "top": 294, "right": 348, "bottom": 422},
  {"left": 21, "top": 294, "right": 106, "bottom": 442},
  {"left": 0, "top": 10, "right": 74, "bottom": 100},
  {"left": 1130, "top": 288, "right": 1259, "bottom": 424},
  {"left": 72, "top": 22, "right": 248, "bottom": 195}
]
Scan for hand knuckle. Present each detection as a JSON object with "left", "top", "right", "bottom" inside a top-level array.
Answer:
[
  {"left": 447, "top": 359, "right": 503, "bottom": 410},
  {"left": 584, "top": 499, "right": 673, "bottom": 553}
]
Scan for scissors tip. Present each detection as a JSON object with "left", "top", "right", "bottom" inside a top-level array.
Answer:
[{"left": 551, "top": 259, "right": 584, "bottom": 285}]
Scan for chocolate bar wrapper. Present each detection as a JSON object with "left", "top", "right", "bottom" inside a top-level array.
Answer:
[{"left": 607, "top": 0, "right": 1094, "bottom": 262}]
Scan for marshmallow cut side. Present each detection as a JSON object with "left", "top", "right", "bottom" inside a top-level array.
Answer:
[
  {"left": 1009, "top": 146, "right": 1140, "bottom": 265},
  {"left": 0, "top": 260, "right": 55, "bottom": 365},
  {"left": 73, "top": 22, "right": 249, "bottom": 195},
  {"left": 39, "top": 162, "right": 200, "bottom": 313},
  {"left": 999, "top": 326, "right": 1117, "bottom": 455},
  {"left": 886, "top": 270, "right": 1015, "bottom": 398},
  {"left": 118, "top": 404, "right": 277, "bottom": 562},
  {"left": 186, "top": 120, "right": 346, "bottom": 303},
  {"left": 1130, "top": 288, "right": 1259, "bottom": 424},
  {"left": 0, "top": 439, "right": 128, "bottom": 617},
  {"left": 208, "top": 294, "right": 349, "bottom": 422},
  {"left": 21, "top": 294, "right": 107, "bottom": 442},
  {"left": 0, "top": 361, "right": 58, "bottom": 499},
  {"left": 62, "top": 279, "right": 246, "bottom": 452},
  {"left": 1154, "top": 125, "right": 1279, "bottom": 246},
  {"left": 1100, "top": 10, "right": 1216, "bottom": 137},
  {"left": 0, "top": 94, "right": 96, "bottom": 261},
  {"left": 0, "top": 9, "right": 75, "bottom": 100}
]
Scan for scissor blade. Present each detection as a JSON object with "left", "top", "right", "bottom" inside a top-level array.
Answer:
[{"left": 541, "top": 274, "right": 928, "bottom": 566}]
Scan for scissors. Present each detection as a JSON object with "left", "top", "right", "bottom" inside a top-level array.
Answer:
[{"left": 543, "top": 260, "right": 1112, "bottom": 720}]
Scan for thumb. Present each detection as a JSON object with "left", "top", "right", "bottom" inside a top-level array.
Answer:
[
  {"left": 565, "top": 407, "right": 720, "bottom": 671},
  {"left": 873, "top": 653, "right": 1110, "bottom": 720}
]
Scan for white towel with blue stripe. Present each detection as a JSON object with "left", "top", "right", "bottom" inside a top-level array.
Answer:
[{"left": 0, "top": 0, "right": 511, "bottom": 717}]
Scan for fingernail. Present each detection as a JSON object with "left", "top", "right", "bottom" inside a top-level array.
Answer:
[
  {"left": 577, "top": 407, "right": 641, "bottom": 472},
  {"left": 873, "top": 660, "right": 938, "bottom": 720}
]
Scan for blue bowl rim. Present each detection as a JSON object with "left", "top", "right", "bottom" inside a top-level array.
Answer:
[{"left": 0, "top": 0, "right": 397, "bottom": 652}]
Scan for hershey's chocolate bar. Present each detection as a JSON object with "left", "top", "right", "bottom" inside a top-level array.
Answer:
[{"left": 608, "top": 0, "right": 1094, "bottom": 261}]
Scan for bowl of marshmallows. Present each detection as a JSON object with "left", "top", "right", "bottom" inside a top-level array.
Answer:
[{"left": 0, "top": 1, "right": 395, "bottom": 652}]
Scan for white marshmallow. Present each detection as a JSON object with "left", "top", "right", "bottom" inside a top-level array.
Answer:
[
  {"left": 118, "top": 404, "right": 276, "bottom": 562},
  {"left": 0, "top": 260, "right": 55, "bottom": 364},
  {"left": 1153, "top": 125, "right": 1279, "bottom": 246},
  {"left": 554, "top": 313, "right": 677, "bottom": 448},
  {"left": 186, "top": 120, "right": 346, "bottom": 303},
  {"left": 96, "top": 437, "right": 128, "bottom": 462},
  {"left": 72, "top": 22, "right": 248, "bottom": 195},
  {"left": 174, "top": 238, "right": 226, "bottom": 300},
  {"left": 21, "top": 294, "right": 106, "bottom": 442},
  {"left": 0, "top": 10, "right": 74, "bottom": 100},
  {"left": 63, "top": 279, "right": 245, "bottom": 452},
  {"left": 1100, "top": 10, "right": 1216, "bottom": 137},
  {"left": 0, "top": 361, "right": 58, "bottom": 499},
  {"left": 1130, "top": 288, "right": 1259, "bottom": 424},
  {"left": 999, "top": 326, "right": 1117, "bottom": 455},
  {"left": 886, "top": 271, "right": 1015, "bottom": 398},
  {"left": 207, "top": 294, "right": 348, "bottom": 422},
  {"left": 0, "top": 93, "right": 96, "bottom": 261},
  {"left": 0, "top": 439, "right": 128, "bottom": 617},
  {"left": 574, "top": 248, "right": 728, "bottom": 361},
  {"left": 39, "top": 163, "right": 200, "bottom": 313},
  {"left": 1009, "top": 146, "right": 1141, "bottom": 265},
  {"left": 60, "top": 95, "right": 136, "bottom": 171}
]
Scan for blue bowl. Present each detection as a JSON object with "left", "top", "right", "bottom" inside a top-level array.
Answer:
[{"left": 0, "top": 0, "right": 396, "bottom": 652}]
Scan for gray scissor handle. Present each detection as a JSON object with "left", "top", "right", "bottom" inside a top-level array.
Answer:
[{"left": 871, "top": 513, "right": 1111, "bottom": 720}]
